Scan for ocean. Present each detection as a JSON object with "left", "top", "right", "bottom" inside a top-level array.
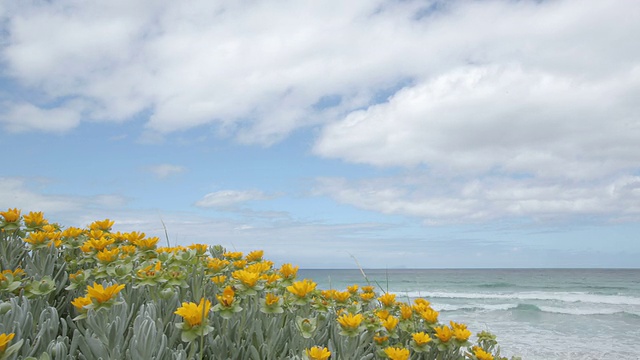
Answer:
[{"left": 298, "top": 268, "right": 640, "bottom": 360}]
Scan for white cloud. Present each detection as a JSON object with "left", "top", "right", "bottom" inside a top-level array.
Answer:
[
  {"left": 2, "top": 0, "right": 640, "bottom": 229},
  {"left": 315, "top": 175, "right": 640, "bottom": 224},
  {"left": 0, "top": 177, "right": 129, "bottom": 215},
  {"left": 146, "top": 164, "right": 186, "bottom": 179},
  {"left": 314, "top": 64, "right": 640, "bottom": 178},
  {"left": 4, "top": 0, "right": 635, "bottom": 144},
  {"left": 0, "top": 102, "right": 81, "bottom": 133},
  {"left": 195, "top": 190, "right": 274, "bottom": 209}
]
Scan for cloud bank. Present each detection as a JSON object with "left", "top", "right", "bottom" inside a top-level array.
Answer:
[{"left": 2, "top": 0, "right": 639, "bottom": 225}]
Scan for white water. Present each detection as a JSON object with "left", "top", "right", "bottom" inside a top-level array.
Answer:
[{"left": 301, "top": 268, "right": 640, "bottom": 360}]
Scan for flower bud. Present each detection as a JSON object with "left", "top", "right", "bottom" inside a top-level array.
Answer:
[{"left": 0, "top": 302, "right": 12, "bottom": 315}]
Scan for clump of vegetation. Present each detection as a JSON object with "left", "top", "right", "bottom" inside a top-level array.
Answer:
[{"left": 0, "top": 208, "right": 517, "bottom": 360}]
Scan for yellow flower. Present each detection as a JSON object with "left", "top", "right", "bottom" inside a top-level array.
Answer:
[
  {"left": 110, "top": 231, "right": 127, "bottom": 242},
  {"left": 207, "top": 258, "right": 230, "bottom": 272},
  {"left": 134, "top": 236, "right": 159, "bottom": 250},
  {"left": 375, "top": 309, "right": 390, "bottom": 320},
  {"left": 450, "top": 320, "right": 467, "bottom": 330},
  {"left": 279, "top": 263, "right": 299, "bottom": 279},
  {"left": 23, "top": 211, "right": 48, "bottom": 227},
  {"left": 347, "top": 284, "right": 359, "bottom": 294},
  {"left": 124, "top": 231, "right": 146, "bottom": 243},
  {"left": 2, "top": 268, "right": 24, "bottom": 278},
  {"left": 88, "top": 229, "right": 105, "bottom": 239},
  {"left": 287, "top": 279, "right": 317, "bottom": 298},
  {"left": 137, "top": 261, "right": 162, "bottom": 278},
  {"left": 96, "top": 248, "right": 120, "bottom": 263},
  {"left": 305, "top": 346, "right": 331, "bottom": 360},
  {"left": 82, "top": 237, "right": 115, "bottom": 252},
  {"left": 381, "top": 316, "right": 399, "bottom": 332},
  {"left": 86, "top": 282, "right": 125, "bottom": 303},
  {"left": 118, "top": 245, "right": 137, "bottom": 255},
  {"left": 473, "top": 347, "right": 494, "bottom": 360},
  {"left": 89, "top": 219, "right": 115, "bottom": 231},
  {"left": 412, "top": 332, "right": 432, "bottom": 346},
  {"left": 412, "top": 298, "right": 431, "bottom": 312},
  {"left": 223, "top": 251, "right": 243, "bottom": 260},
  {"left": 0, "top": 208, "right": 20, "bottom": 223},
  {"left": 68, "top": 270, "right": 83, "bottom": 282},
  {"left": 188, "top": 243, "right": 208, "bottom": 253},
  {"left": 448, "top": 321, "right": 471, "bottom": 341},
  {"left": 321, "top": 289, "right": 336, "bottom": 300},
  {"left": 44, "top": 231, "right": 62, "bottom": 247},
  {"left": 374, "top": 333, "right": 389, "bottom": 345},
  {"left": 336, "top": 313, "right": 363, "bottom": 330},
  {"left": 0, "top": 333, "right": 15, "bottom": 353},
  {"left": 211, "top": 275, "right": 227, "bottom": 285},
  {"left": 216, "top": 286, "right": 236, "bottom": 307},
  {"left": 262, "top": 273, "right": 281, "bottom": 285},
  {"left": 265, "top": 293, "right": 280, "bottom": 306},
  {"left": 361, "top": 285, "right": 375, "bottom": 293},
  {"left": 378, "top": 293, "right": 396, "bottom": 307},
  {"left": 383, "top": 346, "right": 410, "bottom": 360},
  {"left": 24, "top": 232, "right": 48, "bottom": 246},
  {"left": 232, "top": 260, "right": 247, "bottom": 269},
  {"left": 174, "top": 298, "right": 212, "bottom": 327},
  {"left": 62, "top": 227, "right": 84, "bottom": 238},
  {"left": 333, "top": 291, "right": 351, "bottom": 303},
  {"left": 419, "top": 307, "right": 439, "bottom": 323},
  {"left": 71, "top": 295, "right": 92, "bottom": 311},
  {"left": 246, "top": 261, "right": 272, "bottom": 274},
  {"left": 360, "top": 292, "right": 375, "bottom": 301},
  {"left": 399, "top": 304, "right": 413, "bottom": 320},
  {"left": 246, "top": 250, "right": 264, "bottom": 262},
  {"left": 453, "top": 327, "right": 472, "bottom": 342},
  {"left": 434, "top": 325, "right": 453, "bottom": 343},
  {"left": 232, "top": 269, "right": 260, "bottom": 288}
]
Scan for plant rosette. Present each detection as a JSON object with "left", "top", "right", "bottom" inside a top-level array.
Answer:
[
  {"left": 236, "top": 283, "right": 264, "bottom": 296},
  {"left": 174, "top": 299, "right": 214, "bottom": 342},
  {"left": 80, "top": 282, "right": 126, "bottom": 313},
  {"left": 0, "top": 274, "right": 22, "bottom": 294},
  {"left": 410, "top": 332, "right": 433, "bottom": 353},
  {"left": 212, "top": 286, "right": 243, "bottom": 319},
  {"left": 260, "top": 293, "right": 284, "bottom": 314},
  {"left": 303, "top": 346, "right": 331, "bottom": 360},
  {"left": 337, "top": 312, "right": 365, "bottom": 337},
  {"left": 25, "top": 276, "right": 56, "bottom": 297},
  {"left": 295, "top": 316, "right": 318, "bottom": 339},
  {"left": 106, "top": 263, "right": 134, "bottom": 281},
  {"left": 175, "top": 322, "right": 214, "bottom": 343}
]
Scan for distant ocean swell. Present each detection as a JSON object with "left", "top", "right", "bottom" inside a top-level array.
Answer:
[
  {"left": 395, "top": 290, "right": 640, "bottom": 306},
  {"left": 302, "top": 269, "right": 640, "bottom": 359},
  {"left": 390, "top": 290, "right": 640, "bottom": 319},
  {"left": 431, "top": 302, "right": 640, "bottom": 317}
]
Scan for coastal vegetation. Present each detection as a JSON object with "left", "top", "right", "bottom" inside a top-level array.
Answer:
[{"left": 0, "top": 208, "right": 517, "bottom": 360}]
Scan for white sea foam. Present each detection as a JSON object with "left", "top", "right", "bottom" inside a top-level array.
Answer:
[
  {"left": 394, "top": 290, "right": 640, "bottom": 306},
  {"left": 433, "top": 303, "right": 520, "bottom": 312},
  {"left": 433, "top": 302, "right": 639, "bottom": 316}
]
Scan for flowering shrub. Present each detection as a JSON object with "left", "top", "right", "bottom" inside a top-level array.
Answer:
[{"left": 0, "top": 208, "right": 519, "bottom": 360}]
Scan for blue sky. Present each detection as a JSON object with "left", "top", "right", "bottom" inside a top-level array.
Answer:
[{"left": 1, "top": 0, "right": 639, "bottom": 268}]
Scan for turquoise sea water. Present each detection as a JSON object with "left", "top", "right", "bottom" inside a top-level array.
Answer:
[{"left": 298, "top": 269, "right": 640, "bottom": 360}]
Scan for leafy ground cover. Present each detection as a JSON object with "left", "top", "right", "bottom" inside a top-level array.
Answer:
[{"left": 0, "top": 208, "right": 517, "bottom": 360}]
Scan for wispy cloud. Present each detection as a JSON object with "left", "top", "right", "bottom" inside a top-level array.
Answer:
[
  {"left": 146, "top": 164, "right": 186, "bottom": 179},
  {"left": 315, "top": 175, "right": 640, "bottom": 225},
  {"left": 1, "top": 102, "right": 80, "bottom": 133},
  {"left": 195, "top": 190, "right": 275, "bottom": 209},
  {"left": 0, "top": 177, "right": 129, "bottom": 217}
]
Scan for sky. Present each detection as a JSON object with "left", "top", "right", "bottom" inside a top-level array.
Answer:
[{"left": 1, "top": 0, "right": 639, "bottom": 268}]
